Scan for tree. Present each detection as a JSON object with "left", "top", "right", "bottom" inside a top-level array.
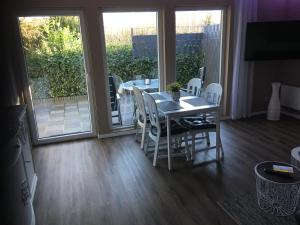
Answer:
[{"left": 203, "top": 13, "right": 212, "bottom": 26}]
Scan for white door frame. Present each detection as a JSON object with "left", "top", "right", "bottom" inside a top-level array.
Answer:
[
  {"left": 16, "top": 10, "right": 97, "bottom": 145},
  {"left": 174, "top": 7, "right": 228, "bottom": 116},
  {"left": 98, "top": 9, "right": 162, "bottom": 131}
]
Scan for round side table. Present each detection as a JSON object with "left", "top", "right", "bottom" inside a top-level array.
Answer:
[
  {"left": 254, "top": 161, "right": 300, "bottom": 216},
  {"left": 291, "top": 147, "right": 300, "bottom": 168}
]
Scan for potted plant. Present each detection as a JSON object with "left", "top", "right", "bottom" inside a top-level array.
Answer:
[{"left": 167, "top": 82, "right": 181, "bottom": 101}]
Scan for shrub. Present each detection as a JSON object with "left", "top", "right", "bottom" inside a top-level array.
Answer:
[
  {"left": 27, "top": 51, "right": 86, "bottom": 98},
  {"left": 106, "top": 44, "right": 204, "bottom": 86},
  {"left": 21, "top": 16, "right": 87, "bottom": 98},
  {"left": 20, "top": 16, "right": 204, "bottom": 98},
  {"left": 176, "top": 53, "right": 204, "bottom": 86},
  {"left": 106, "top": 45, "right": 157, "bottom": 81}
]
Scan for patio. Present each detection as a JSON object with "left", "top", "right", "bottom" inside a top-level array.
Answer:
[
  {"left": 33, "top": 96, "right": 91, "bottom": 138},
  {"left": 34, "top": 94, "right": 135, "bottom": 138}
]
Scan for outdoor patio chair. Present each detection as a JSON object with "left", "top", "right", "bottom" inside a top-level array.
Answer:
[
  {"left": 186, "top": 78, "right": 203, "bottom": 96},
  {"left": 113, "top": 74, "right": 124, "bottom": 95},
  {"left": 109, "top": 75, "right": 122, "bottom": 126},
  {"left": 198, "top": 66, "right": 206, "bottom": 87}
]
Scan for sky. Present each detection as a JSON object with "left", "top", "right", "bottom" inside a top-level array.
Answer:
[
  {"left": 103, "top": 10, "right": 222, "bottom": 32},
  {"left": 20, "top": 10, "right": 222, "bottom": 33}
]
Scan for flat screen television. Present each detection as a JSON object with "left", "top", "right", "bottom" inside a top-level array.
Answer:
[{"left": 245, "top": 21, "right": 300, "bottom": 61}]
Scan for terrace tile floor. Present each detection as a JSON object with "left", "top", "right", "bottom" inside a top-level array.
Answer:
[
  {"left": 34, "top": 95, "right": 135, "bottom": 138},
  {"left": 34, "top": 96, "right": 92, "bottom": 138}
]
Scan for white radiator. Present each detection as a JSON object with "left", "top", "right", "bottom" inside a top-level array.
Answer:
[{"left": 281, "top": 85, "right": 300, "bottom": 110}]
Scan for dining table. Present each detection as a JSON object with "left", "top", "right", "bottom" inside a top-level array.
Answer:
[{"left": 150, "top": 91, "right": 221, "bottom": 170}]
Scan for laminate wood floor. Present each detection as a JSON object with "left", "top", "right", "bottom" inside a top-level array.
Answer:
[{"left": 32, "top": 116, "right": 300, "bottom": 225}]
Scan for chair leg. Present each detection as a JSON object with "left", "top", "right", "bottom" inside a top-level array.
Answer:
[
  {"left": 220, "top": 137, "right": 224, "bottom": 160},
  {"left": 191, "top": 133, "right": 195, "bottom": 160},
  {"left": 184, "top": 133, "right": 189, "bottom": 160},
  {"left": 135, "top": 125, "right": 139, "bottom": 142},
  {"left": 144, "top": 134, "right": 150, "bottom": 155},
  {"left": 206, "top": 132, "right": 210, "bottom": 146},
  {"left": 153, "top": 139, "right": 159, "bottom": 167},
  {"left": 141, "top": 125, "right": 146, "bottom": 150},
  {"left": 117, "top": 102, "right": 122, "bottom": 126}
]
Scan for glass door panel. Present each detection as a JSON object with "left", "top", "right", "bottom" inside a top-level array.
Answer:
[
  {"left": 175, "top": 10, "right": 223, "bottom": 89},
  {"left": 102, "top": 12, "right": 159, "bottom": 128},
  {"left": 19, "top": 15, "right": 92, "bottom": 139}
]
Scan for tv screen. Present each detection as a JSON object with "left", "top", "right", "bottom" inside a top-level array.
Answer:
[{"left": 245, "top": 21, "right": 300, "bottom": 60}]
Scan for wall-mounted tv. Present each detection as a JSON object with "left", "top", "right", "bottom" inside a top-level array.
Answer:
[{"left": 245, "top": 21, "right": 300, "bottom": 61}]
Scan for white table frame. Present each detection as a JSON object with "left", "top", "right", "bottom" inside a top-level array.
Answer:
[{"left": 152, "top": 92, "right": 221, "bottom": 171}]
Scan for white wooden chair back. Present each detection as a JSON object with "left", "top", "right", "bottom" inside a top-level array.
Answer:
[
  {"left": 187, "top": 78, "right": 202, "bottom": 96},
  {"left": 198, "top": 67, "right": 206, "bottom": 80},
  {"left": 113, "top": 74, "right": 124, "bottom": 95},
  {"left": 132, "top": 86, "right": 147, "bottom": 124},
  {"left": 143, "top": 92, "right": 161, "bottom": 134},
  {"left": 205, "top": 83, "right": 222, "bottom": 105}
]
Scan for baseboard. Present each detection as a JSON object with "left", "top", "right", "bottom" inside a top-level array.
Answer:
[
  {"left": 250, "top": 110, "right": 300, "bottom": 119},
  {"left": 98, "top": 128, "right": 136, "bottom": 139},
  {"left": 281, "top": 111, "right": 300, "bottom": 119},
  {"left": 221, "top": 115, "right": 231, "bottom": 120},
  {"left": 250, "top": 111, "right": 267, "bottom": 116}
]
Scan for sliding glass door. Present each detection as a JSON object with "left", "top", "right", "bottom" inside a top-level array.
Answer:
[
  {"left": 18, "top": 14, "right": 94, "bottom": 142},
  {"left": 102, "top": 11, "right": 159, "bottom": 128},
  {"left": 175, "top": 10, "right": 223, "bottom": 88}
]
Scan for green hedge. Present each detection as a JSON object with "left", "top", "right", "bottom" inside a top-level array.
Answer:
[
  {"left": 28, "top": 44, "right": 203, "bottom": 98},
  {"left": 106, "top": 44, "right": 204, "bottom": 86},
  {"left": 28, "top": 51, "right": 87, "bottom": 98},
  {"left": 106, "top": 44, "right": 157, "bottom": 81},
  {"left": 176, "top": 53, "right": 204, "bottom": 86},
  {"left": 21, "top": 17, "right": 204, "bottom": 98}
]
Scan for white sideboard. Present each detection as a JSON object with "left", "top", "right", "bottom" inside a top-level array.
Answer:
[{"left": 2, "top": 105, "right": 37, "bottom": 225}]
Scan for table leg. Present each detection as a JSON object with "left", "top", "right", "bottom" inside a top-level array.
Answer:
[
  {"left": 166, "top": 116, "right": 172, "bottom": 171},
  {"left": 216, "top": 109, "right": 220, "bottom": 161}
]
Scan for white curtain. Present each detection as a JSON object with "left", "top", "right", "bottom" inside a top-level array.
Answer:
[{"left": 231, "top": 0, "right": 257, "bottom": 119}]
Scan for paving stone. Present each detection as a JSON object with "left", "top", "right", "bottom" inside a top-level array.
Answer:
[
  {"left": 78, "top": 107, "right": 89, "bottom": 111},
  {"left": 65, "top": 111, "right": 78, "bottom": 116},
  {"left": 80, "top": 114, "right": 90, "bottom": 119},
  {"left": 47, "top": 123, "right": 64, "bottom": 130},
  {"left": 36, "top": 116, "right": 50, "bottom": 122},
  {"left": 52, "top": 103, "right": 65, "bottom": 107},
  {"left": 50, "top": 110, "right": 64, "bottom": 115},
  {"left": 49, "top": 117, "right": 64, "bottom": 122},
  {"left": 64, "top": 122, "right": 81, "bottom": 129},
  {"left": 65, "top": 104, "right": 77, "bottom": 108},
  {"left": 31, "top": 98, "right": 95, "bottom": 137}
]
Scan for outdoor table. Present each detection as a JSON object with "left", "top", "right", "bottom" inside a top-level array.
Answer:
[{"left": 119, "top": 79, "right": 159, "bottom": 92}]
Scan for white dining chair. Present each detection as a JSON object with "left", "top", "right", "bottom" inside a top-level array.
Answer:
[
  {"left": 205, "top": 83, "right": 223, "bottom": 105},
  {"left": 183, "top": 78, "right": 203, "bottom": 96},
  {"left": 143, "top": 92, "right": 189, "bottom": 168},
  {"left": 132, "top": 86, "right": 148, "bottom": 151},
  {"left": 180, "top": 83, "right": 223, "bottom": 160}
]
